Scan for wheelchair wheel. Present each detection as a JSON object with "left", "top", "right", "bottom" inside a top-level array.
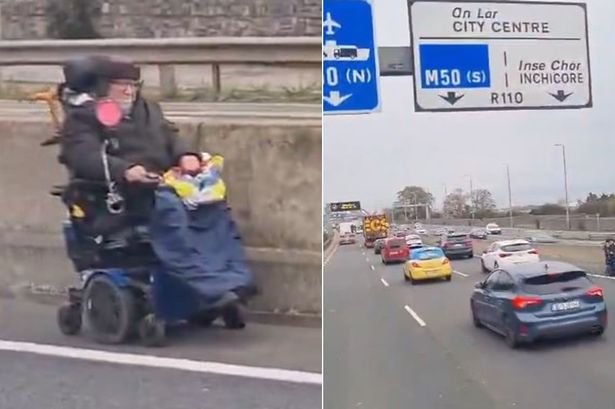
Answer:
[
  {"left": 138, "top": 314, "right": 166, "bottom": 347},
  {"left": 57, "top": 303, "right": 82, "bottom": 335},
  {"left": 83, "top": 275, "right": 136, "bottom": 344}
]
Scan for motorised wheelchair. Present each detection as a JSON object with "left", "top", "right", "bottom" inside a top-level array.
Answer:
[{"left": 34, "top": 86, "right": 246, "bottom": 347}]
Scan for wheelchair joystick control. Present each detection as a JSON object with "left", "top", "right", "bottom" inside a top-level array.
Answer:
[{"left": 106, "top": 190, "right": 125, "bottom": 214}]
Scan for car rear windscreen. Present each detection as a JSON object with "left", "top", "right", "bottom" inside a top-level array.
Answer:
[
  {"left": 388, "top": 239, "right": 405, "bottom": 249},
  {"left": 522, "top": 271, "right": 592, "bottom": 295},
  {"left": 412, "top": 249, "right": 444, "bottom": 260},
  {"left": 447, "top": 234, "right": 467, "bottom": 241},
  {"left": 501, "top": 243, "right": 532, "bottom": 252}
]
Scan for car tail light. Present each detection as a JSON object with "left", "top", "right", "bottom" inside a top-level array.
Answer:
[
  {"left": 411, "top": 262, "right": 421, "bottom": 268},
  {"left": 512, "top": 296, "right": 543, "bottom": 310},
  {"left": 528, "top": 250, "right": 538, "bottom": 255},
  {"left": 499, "top": 253, "right": 513, "bottom": 258},
  {"left": 586, "top": 286, "right": 604, "bottom": 298},
  {"left": 442, "top": 258, "right": 449, "bottom": 265},
  {"left": 464, "top": 239, "right": 472, "bottom": 245},
  {"left": 442, "top": 242, "right": 449, "bottom": 247}
]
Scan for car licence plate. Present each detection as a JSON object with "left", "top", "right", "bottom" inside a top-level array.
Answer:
[{"left": 551, "top": 300, "right": 580, "bottom": 312}]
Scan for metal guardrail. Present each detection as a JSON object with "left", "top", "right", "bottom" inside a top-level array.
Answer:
[{"left": 0, "top": 37, "right": 321, "bottom": 99}]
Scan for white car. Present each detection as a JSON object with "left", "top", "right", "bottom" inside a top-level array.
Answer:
[
  {"left": 339, "top": 232, "right": 357, "bottom": 245},
  {"left": 405, "top": 234, "right": 423, "bottom": 248},
  {"left": 485, "top": 223, "right": 502, "bottom": 235},
  {"left": 480, "top": 239, "right": 539, "bottom": 273}
]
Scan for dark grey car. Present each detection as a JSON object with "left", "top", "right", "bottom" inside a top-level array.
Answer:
[
  {"left": 471, "top": 261, "right": 607, "bottom": 348},
  {"left": 374, "top": 238, "right": 386, "bottom": 254},
  {"left": 438, "top": 233, "right": 473, "bottom": 259}
]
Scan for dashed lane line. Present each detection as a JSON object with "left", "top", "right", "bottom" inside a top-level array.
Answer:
[
  {"left": 380, "top": 278, "right": 389, "bottom": 287},
  {"left": 454, "top": 270, "right": 469, "bottom": 278},
  {"left": 404, "top": 305, "right": 427, "bottom": 327}
]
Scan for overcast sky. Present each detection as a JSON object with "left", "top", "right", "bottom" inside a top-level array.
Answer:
[{"left": 323, "top": 0, "right": 615, "bottom": 212}]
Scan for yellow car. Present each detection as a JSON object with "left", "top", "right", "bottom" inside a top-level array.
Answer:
[{"left": 404, "top": 247, "right": 452, "bottom": 284}]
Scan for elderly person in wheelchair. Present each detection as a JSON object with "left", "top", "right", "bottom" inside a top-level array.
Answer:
[{"left": 52, "top": 55, "right": 256, "bottom": 346}]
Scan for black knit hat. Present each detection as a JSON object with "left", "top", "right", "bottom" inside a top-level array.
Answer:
[
  {"left": 98, "top": 56, "right": 141, "bottom": 81},
  {"left": 62, "top": 55, "right": 140, "bottom": 94}
]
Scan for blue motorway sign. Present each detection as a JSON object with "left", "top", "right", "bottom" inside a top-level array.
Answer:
[
  {"left": 323, "top": 0, "right": 381, "bottom": 114},
  {"left": 418, "top": 44, "right": 490, "bottom": 89}
]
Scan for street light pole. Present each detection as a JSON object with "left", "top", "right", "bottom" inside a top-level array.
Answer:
[
  {"left": 554, "top": 144, "right": 571, "bottom": 230},
  {"left": 506, "top": 164, "right": 513, "bottom": 228},
  {"left": 468, "top": 176, "right": 474, "bottom": 221}
]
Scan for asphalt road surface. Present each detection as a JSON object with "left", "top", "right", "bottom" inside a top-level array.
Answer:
[
  {"left": 0, "top": 299, "right": 321, "bottom": 409},
  {"left": 324, "top": 243, "right": 615, "bottom": 409}
]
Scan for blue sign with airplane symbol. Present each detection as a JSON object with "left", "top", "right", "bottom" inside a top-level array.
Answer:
[{"left": 323, "top": 0, "right": 381, "bottom": 114}]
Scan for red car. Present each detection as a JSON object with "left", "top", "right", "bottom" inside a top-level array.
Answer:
[{"left": 381, "top": 238, "right": 409, "bottom": 264}]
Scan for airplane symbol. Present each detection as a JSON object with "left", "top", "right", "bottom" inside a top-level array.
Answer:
[{"left": 323, "top": 12, "right": 341, "bottom": 35}]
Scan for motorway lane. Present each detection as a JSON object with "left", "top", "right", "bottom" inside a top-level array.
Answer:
[
  {"left": 325, "top": 243, "right": 615, "bottom": 409},
  {"left": 324, "top": 244, "right": 496, "bottom": 409},
  {"left": 0, "top": 351, "right": 320, "bottom": 409},
  {"left": 0, "top": 298, "right": 321, "bottom": 409}
]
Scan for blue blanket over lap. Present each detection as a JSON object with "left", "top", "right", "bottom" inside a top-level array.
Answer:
[{"left": 148, "top": 188, "right": 256, "bottom": 306}]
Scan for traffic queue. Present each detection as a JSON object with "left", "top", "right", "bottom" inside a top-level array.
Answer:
[{"left": 341, "top": 219, "right": 608, "bottom": 349}]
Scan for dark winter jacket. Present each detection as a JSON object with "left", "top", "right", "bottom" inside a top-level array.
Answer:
[{"left": 60, "top": 96, "right": 196, "bottom": 183}]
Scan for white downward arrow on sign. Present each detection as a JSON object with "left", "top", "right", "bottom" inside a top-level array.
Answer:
[{"left": 323, "top": 91, "right": 352, "bottom": 107}]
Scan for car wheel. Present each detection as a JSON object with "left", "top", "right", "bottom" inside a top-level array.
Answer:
[
  {"left": 481, "top": 259, "right": 489, "bottom": 274},
  {"left": 410, "top": 276, "right": 416, "bottom": 285},
  {"left": 591, "top": 326, "right": 605, "bottom": 336},
  {"left": 403, "top": 271, "right": 410, "bottom": 281},
  {"left": 471, "top": 303, "right": 482, "bottom": 328},
  {"left": 504, "top": 321, "right": 519, "bottom": 349},
  {"left": 445, "top": 275, "right": 452, "bottom": 282}
]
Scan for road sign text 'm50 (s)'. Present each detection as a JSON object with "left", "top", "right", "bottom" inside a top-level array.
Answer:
[
  {"left": 323, "top": 0, "right": 381, "bottom": 115},
  {"left": 409, "top": 0, "right": 592, "bottom": 112}
]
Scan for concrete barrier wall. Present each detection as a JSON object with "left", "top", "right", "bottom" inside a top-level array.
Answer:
[{"left": 0, "top": 115, "right": 322, "bottom": 315}]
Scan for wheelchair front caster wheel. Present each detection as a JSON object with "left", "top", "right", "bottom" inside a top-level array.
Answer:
[
  {"left": 58, "top": 304, "right": 82, "bottom": 336},
  {"left": 222, "top": 303, "right": 246, "bottom": 330},
  {"left": 138, "top": 314, "right": 166, "bottom": 347}
]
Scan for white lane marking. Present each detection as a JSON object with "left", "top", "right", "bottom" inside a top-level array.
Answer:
[
  {"left": 404, "top": 305, "right": 427, "bottom": 327},
  {"left": 454, "top": 270, "right": 469, "bottom": 277},
  {"left": 370, "top": 265, "right": 375, "bottom": 271},
  {"left": 324, "top": 242, "right": 339, "bottom": 266},
  {"left": 0, "top": 340, "right": 322, "bottom": 385},
  {"left": 589, "top": 274, "right": 615, "bottom": 281},
  {"left": 380, "top": 278, "right": 389, "bottom": 287}
]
